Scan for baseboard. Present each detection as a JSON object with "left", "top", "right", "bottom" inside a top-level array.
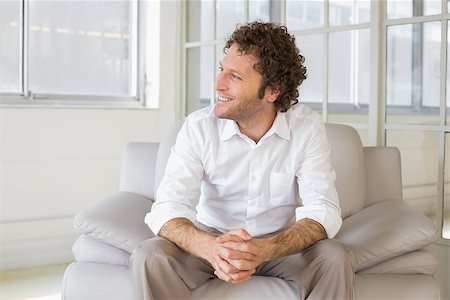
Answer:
[{"left": 0, "top": 234, "right": 78, "bottom": 271}]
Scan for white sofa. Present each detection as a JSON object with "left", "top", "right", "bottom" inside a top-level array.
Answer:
[{"left": 62, "top": 121, "right": 440, "bottom": 300}]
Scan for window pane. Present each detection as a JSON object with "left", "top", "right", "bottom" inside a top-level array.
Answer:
[
  {"left": 296, "top": 34, "right": 324, "bottom": 105},
  {"left": 386, "top": 23, "right": 440, "bottom": 124},
  {"left": 216, "top": 0, "right": 246, "bottom": 39},
  {"left": 0, "top": 1, "right": 21, "bottom": 93},
  {"left": 286, "top": 0, "right": 324, "bottom": 30},
  {"left": 387, "top": 0, "right": 441, "bottom": 19},
  {"left": 422, "top": 22, "right": 441, "bottom": 107},
  {"left": 444, "top": 134, "right": 450, "bottom": 238},
  {"left": 28, "top": 1, "right": 133, "bottom": 96},
  {"left": 249, "top": 0, "right": 270, "bottom": 22},
  {"left": 328, "top": 29, "right": 370, "bottom": 106},
  {"left": 186, "top": 46, "right": 214, "bottom": 114},
  {"left": 329, "top": 0, "right": 370, "bottom": 26},
  {"left": 387, "top": 130, "right": 439, "bottom": 224},
  {"left": 187, "top": 0, "right": 214, "bottom": 42}
]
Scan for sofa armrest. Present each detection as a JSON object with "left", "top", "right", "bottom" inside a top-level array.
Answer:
[
  {"left": 120, "top": 142, "right": 159, "bottom": 200},
  {"left": 336, "top": 200, "right": 439, "bottom": 271},
  {"left": 74, "top": 191, "right": 155, "bottom": 253},
  {"left": 364, "top": 147, "right": 402, "bottom": 206}
]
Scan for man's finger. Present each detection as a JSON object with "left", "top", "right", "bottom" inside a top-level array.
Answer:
[
  {"left": 228, "top": 228, "right": 253, "bottom": 241},
  {"left": 216, "top": 233, "right": 244, "bottom": 243},
  {"left": 226, "top": 258, "right": 257, "bottom": 271},
  {"left": 215, "top": 256, "right": 240, "bottom": 274},
  {"left": 221, "top": 241, "right": 257, "bottom": 255},
  {"left": 218, "top": 246, "right": 256, "bottom": 261}
]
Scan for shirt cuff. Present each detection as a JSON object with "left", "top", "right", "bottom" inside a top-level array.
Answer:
[
  {"left": 295, "top": 205, "right": 342, "bottom": 238},
  {"left": 145, "top": 202, "right": 197, "bottom": 236}
]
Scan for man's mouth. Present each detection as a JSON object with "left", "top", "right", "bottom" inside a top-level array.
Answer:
[{"left": 217, "top": 95, "right": 233, "bottom": 102}]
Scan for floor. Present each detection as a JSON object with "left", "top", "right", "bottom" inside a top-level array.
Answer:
[{"left": 0, "top": 263, "right": 68, "bottom": 300}]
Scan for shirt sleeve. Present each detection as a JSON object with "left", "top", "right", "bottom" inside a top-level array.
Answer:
[
  {"left": 295, "top": 120, "right": 342, "bottom": 238},
  {"left": 145, "top": 117, "right": 204, "bottom": 236}
]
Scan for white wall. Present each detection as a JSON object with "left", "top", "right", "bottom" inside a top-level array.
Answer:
[{"left": 0, "top": 1, "right": 180, "bottom": 270}]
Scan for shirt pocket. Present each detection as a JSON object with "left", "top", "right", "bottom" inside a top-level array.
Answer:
[{"left": 269, "top": 171, "right": 296, "bottom": 205}]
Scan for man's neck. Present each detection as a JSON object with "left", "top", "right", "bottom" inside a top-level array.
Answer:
[{"left": 237, "top": 109, "right": 277, "bottom": 144}]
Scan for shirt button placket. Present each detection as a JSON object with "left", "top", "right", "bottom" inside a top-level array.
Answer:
[{"left": 246, "top": 148, "right": 258, "bottom": 231}]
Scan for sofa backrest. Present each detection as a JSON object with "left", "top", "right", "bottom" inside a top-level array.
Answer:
[
  {"left": 154, "top": 121, "right": 369, "bottom": 219},
  {"left": 325, "top": 124, "right": 366, "bottom": 218},
  {"left": 120, "top": 142, "right": 159, "bottom": 200},
  {"left": 363, "top": 147, "right": 402, "bottom": 206}
]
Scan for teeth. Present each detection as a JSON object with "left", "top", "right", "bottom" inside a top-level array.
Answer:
[{"left": 218, "top": 95, "right": 233, "bottom": 102}]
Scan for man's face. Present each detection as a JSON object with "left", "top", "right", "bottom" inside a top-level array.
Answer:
[{"left": 214, "top": 43, "right": 276, "bottom": 123}]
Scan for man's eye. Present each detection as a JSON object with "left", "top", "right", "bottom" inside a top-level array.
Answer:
[
  {"left": 218, "top": 67, "right": 223, "bottom": 72},
  {"left": 231, "top": 74, "right": 241, "bottom": 80}
]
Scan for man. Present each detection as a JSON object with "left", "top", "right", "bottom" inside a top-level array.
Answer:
[{"left": 131, "top": 21, "right": 354, "bottom": 300}]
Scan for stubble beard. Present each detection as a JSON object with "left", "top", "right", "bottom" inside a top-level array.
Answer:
[{"left": 214, "top": 97, "right": 265, "bottom": 123}]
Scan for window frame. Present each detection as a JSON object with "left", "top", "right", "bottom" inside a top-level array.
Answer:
[{"left": 0, "top": 0, "right": 147, "bottom": 108}]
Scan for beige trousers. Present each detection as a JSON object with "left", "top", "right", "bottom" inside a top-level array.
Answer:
[{"left": 130, "top": 235, "right": 355, "bottom": 300}]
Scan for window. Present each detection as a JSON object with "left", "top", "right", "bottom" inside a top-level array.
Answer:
[
  {"left": 183, "top": 0, "right": 450, "bottom": 240},
  {"left": 383, "top": 0, "right": 449, "bottom": 240},
  {"left": 0, "top": 0, "right": 145, "bottom": 106}
]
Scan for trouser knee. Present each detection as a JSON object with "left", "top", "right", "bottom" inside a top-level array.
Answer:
[
  {"left": 313, "top": 239, "right": 355, "bottom": 271},
  {"left": 130, "top": 237, "right": 176, "bottom": 268}
]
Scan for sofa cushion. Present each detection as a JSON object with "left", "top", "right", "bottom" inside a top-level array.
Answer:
[
  {"left": 74, "top": 191, "right": 154, "bottom": 253},
  {"left": 357, "top": 248, "right": 437, "bottom": 275},
  {"left": 354, "top": 274, "right": 440, "bottom": 300},
  {"left": 336, "top": 200, "right": 439, "bottom": 271},
  {"left": 72, "top": 235, "right": 131, "bottom": 266}
]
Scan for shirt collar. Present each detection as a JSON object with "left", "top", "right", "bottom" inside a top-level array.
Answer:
[
  {"left": 266, "top": 112, "right": 291, "bottom": 141},
  {"left": 220, "top": 112, "right": 290, "bottom": 142},
  {"left": 221, "top": 119, "right": 240, "bottom": 141}
]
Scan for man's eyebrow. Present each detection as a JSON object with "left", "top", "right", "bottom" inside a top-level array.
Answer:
[{"left": 219, "top": 62, "right": 245, "bottom": 77}]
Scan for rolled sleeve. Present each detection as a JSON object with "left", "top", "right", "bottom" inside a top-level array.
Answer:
[
  {"left": 296, "top": 121, "right": 342, "bottom": 238},
  {"left": 146, "top": 201, "right": 197, "bottom": 236},
  {"left": 295, "top": 203, "right": 342, "bottom": 238}
]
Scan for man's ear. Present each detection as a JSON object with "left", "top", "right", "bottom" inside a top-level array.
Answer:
[{"left": 266, "top": 86, "right": 281, "bottom": 103}]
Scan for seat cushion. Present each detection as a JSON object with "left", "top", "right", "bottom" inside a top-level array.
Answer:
[
  {"left": 336, "top": 200, "right": 439, "bottom": 271},
  {"left": 74, "top": 191, "right": 154, "bottom": 253},
  {"left": 354, "top": 274, "right": 439, "bottom": 300}
]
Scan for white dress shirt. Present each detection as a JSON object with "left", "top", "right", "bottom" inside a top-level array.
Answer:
[{"left": 146, "top": 104, "right": 342, "bottom": 238}]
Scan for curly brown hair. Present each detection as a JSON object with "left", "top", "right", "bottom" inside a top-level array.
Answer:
[{"left": 224, "top": 21, "right": 307, "bottom": 112}]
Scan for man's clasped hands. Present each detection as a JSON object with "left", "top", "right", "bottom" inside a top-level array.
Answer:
[{"left": 206, "top": 228, "right": 270, "bottom": 284}]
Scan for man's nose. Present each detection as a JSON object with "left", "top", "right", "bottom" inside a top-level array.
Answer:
[{"left": 215, "top": 72, "right": 228, "bottom": 91}]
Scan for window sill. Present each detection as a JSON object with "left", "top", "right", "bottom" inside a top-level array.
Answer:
[{"left": 0, "top": 99, "right": 158, "bottom": 110}]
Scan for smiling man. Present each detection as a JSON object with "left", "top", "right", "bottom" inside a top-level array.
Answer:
[{"left": 131, "top": 22, "right": 354, "bottom": 300}]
